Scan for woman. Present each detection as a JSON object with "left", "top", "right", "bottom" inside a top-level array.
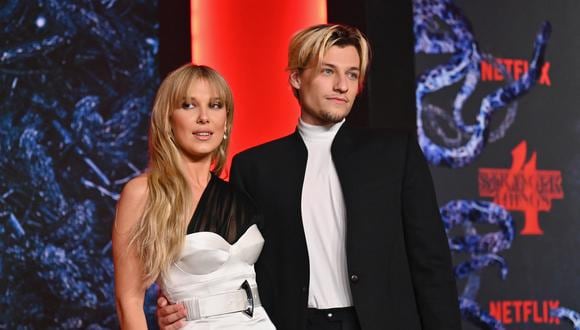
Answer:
[{"left": 112, "top": 64, "right": 275, "bottom": 329}]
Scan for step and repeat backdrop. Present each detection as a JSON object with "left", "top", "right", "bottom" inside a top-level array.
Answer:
[
  {"left": 413, "top": 0, "right": 579, "bottom": 329},
  {"left": 1, "top": 0, "right": 578, "bottom": 329},
  {"left": 0, "top": 1, "right": 158, "bottom": 328}
]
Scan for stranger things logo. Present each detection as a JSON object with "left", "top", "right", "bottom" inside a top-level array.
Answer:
[
  {"left": 481, "top": 58, "right": 552, "bottom": 86},
  {"left": 489, "top": 299, "right": 561, "bottom": 326},
  {"left": 478, "top": 141, "right": 563, "bottom": 235}
]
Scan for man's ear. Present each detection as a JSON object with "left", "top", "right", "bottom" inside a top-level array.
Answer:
[{"left": 289, "top": 71, "right": 301, "bottom": 90}]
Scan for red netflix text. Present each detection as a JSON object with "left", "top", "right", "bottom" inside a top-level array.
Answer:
[
  {"left": 480, "top": 58, "right": 551, "bottom": 86},
  {"left": 489, "top": 300, "right": 560, "bottom": 325}
]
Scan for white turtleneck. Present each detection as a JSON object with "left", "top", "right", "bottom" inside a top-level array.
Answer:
[{"left": 298, "top": 118, "right": 353, "bottom": 309}]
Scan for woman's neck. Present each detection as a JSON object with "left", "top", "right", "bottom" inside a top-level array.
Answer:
[{"left": 181, "top": 157, "right": 213, "bottom": 189}]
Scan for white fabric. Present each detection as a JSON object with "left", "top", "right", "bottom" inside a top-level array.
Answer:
[
  {"left": 298, "top": 119, "right": 353, "bottom": 309},
  {"left": 180, "top": 284, "right": 261, "bottom": 320},
  {"left": 158, "top": 224, "right": 275, "bottom": 329}
]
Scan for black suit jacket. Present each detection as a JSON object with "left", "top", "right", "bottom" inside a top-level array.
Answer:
[{"left": 230, "top": 124, "right": 461, "bottom": 330}]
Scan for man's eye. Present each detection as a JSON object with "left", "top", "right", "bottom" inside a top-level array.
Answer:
[
  {"left": 347, "top": 72, "right": 359, "bottom": 80},
  {"left": 321, "top": 68, "right": 333, "bottom": 75},
  {"left": 181, "top": 102, "right": 195, "bottom": 110}
]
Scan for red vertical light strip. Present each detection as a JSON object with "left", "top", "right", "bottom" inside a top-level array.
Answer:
[{"left": 191, "top": 0, "right": 327, "bottom": 176}]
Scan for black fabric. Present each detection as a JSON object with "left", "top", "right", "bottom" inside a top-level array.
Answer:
[
  {"left": 186, "top": 173, "right": 260, "bottom": 244},
  {"left": 230, "top": 123, "right": 462, "bottom": 330},
  {"left": 307, "top": 307, "right": 361, "bottom": 330}
]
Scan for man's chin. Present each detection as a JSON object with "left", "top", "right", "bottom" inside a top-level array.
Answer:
[{"left": 321, "top": 111, "right": 348, "bottom": 124}]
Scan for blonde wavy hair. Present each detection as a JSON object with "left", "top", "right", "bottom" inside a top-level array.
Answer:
[
  {"left": 130, "top": 64, "right": 234, "bottom": 282},
  {"left": 287, "top": 24, "right": 371, "bottom": 98}
]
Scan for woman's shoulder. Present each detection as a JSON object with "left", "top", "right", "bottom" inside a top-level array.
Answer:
[
  {"left": 211, "top": 174, "right": 258, "bottom": 212},
  {"left": 120, "top": 173, "right": 149, "bottom": 202},
  {"left": 115, "top": 174, "right": 149, "bottom": 233}
]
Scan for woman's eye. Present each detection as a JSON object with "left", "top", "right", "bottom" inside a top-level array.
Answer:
[
  {"left": 181, "top": 102, "right": 195, "bottom": 110},
  {"left": 210, "top": 102, "right": 224, "bottom": 109}
]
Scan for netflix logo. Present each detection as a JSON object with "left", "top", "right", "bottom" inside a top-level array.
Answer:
[
  {"left": 480, "top": 58, "right": 551, "bottom": 86},
  {"left": 489, "top": 300, "right": 561, "bottom": 325}
]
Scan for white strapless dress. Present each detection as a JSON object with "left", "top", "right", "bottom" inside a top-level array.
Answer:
[{"left": 158, "top": 224, "right": 276, "bottom": 329}]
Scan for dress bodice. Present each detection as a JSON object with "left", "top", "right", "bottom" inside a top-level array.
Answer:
[
  {"left": 155, "top": 176, "right": 274, "bottom": 329},
  {"left": 159, "top": 224, "right": 264, "bottom": 302}
]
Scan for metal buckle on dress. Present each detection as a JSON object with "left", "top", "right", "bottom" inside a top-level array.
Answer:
[{"left": 240, "top": 280, "right": 254, "bottom": 317}]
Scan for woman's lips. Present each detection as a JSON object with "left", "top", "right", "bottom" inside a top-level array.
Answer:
[{"left": 192, "top": 131, "right": 213, "bottom": 141}]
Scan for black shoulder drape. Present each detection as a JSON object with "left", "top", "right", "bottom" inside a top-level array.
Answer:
[{"left": 186, "top": 174, "right": 261, "bottom": 244}]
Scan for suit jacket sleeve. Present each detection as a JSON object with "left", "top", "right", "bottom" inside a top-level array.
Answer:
[{"left": 401, "top": 135, "right": 462, "bottom": 330}]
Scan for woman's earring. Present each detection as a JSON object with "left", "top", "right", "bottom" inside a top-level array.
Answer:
[{"left": 223, "top": 133, "right": 228, "bottom": 140}]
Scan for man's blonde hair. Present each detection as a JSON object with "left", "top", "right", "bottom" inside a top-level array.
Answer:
[{"left": 287, "top": 24, "right": 371, "bottom": 96}]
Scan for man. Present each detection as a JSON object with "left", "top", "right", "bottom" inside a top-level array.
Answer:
[{"left": 158, "top": 24, "right": 461, "bottom": 330}]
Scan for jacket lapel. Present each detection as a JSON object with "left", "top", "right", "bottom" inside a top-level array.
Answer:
[
  {"left": 331, "top": 123, "right": 355, "bottom": 167},
  {"left": 285, "top": 130, "right": 308, "bottom": 223}
]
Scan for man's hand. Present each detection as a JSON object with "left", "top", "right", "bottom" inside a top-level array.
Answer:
[{"left": 156, "top": 296, "right": 187, "bottom": 330}]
